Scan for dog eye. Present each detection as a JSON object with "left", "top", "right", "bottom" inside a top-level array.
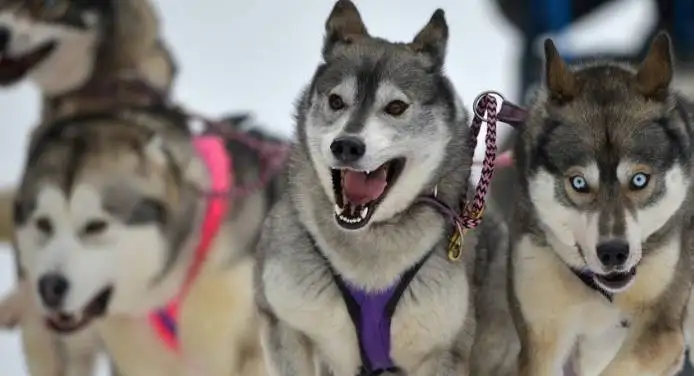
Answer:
[
  {"left": 35, "top": 217, "right": 53, "bottom": 235},
  {"left": 328, "top": 94, "right": 345, "bottom": 111},
  {"left": 568, "top": 175, "right": 590, "bottom": 193},
  {"left": 629, "top": 172, "right": 650, "bottom": 190},
  {"left": 384, "top": 100, "right": 409, "bottom": 117},
  {"left": 82, "top": 220, "right": 108, "bottom": 236}
]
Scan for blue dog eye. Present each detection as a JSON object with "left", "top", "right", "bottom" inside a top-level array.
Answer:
[
  {"left": 569, "top": 175, "right": 589, "bottom": 193},
  {"left": 630, "top": 172, "right": 650, "bottom": 190}
]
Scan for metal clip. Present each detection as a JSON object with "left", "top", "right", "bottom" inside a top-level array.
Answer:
[{"left": 447, "top": 222, "right": 465, "bottom": 261}]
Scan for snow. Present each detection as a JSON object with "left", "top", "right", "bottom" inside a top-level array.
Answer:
[{"left": 0, "top": 0, "right": 651, "bottom": 373}]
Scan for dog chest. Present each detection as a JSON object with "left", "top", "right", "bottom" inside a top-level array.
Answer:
[
  {"left": 263, "top": 253, "right": 362, "bottom": 373},
  {"left": 263, "top": 244, "right": 471, "bottom": 375},
  {"left": 390, "top": 263, "right": 471, "bottom": 371}
]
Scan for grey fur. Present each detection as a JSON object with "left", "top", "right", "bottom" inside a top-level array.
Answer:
[
  {"left": 256, "top": 1, "right": 516, "bottom": 375},
  {"left": 510, "top": 33, "right": 694, "bottom": 376}
]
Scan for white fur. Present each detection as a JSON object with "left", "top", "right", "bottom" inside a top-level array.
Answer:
[
  {"left": 0, "top": 10, "right": 99, "bottom": 95},
  {"left": 305, "top": 76, "right": 357, "bottom": 204},
  {"left": 529, "top": 163, "right": 687, "bottom": 279},
  {"left": 634, "top": 166, "right": 688, "bottom": 240},
  {"left": 305, "top": 78, "right": 450, "bottom": 224},
  {"left": 15, "top": 183, "right": 174, "bottom": 316},
  {"left": 528, "top": 169, "right": 588, "bottom": 269}
]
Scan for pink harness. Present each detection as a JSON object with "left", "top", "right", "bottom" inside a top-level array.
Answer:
[{"left": 148, "top": 135, "right": 232, "bottom": 352}]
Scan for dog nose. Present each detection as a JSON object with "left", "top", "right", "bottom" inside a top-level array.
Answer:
[
  {"left": 38, "top": 273, "right": 70, "bottom": 309},
  {"left": 330, "top": 136, "right": 366, "bottom": 163},
  {"left": 0, "top": 27, "right": 9, "bottom": 53},
  {"left": 596, "top": 240, "right": 630, "bottom": 269}
]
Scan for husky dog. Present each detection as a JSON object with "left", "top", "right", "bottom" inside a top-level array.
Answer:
[
  {"left": 13, "top": 94, "right": 275, "bottom": 376},
  {"left": 0, "top": 0, "right": 176, "bottom": 375},
  {"left": 509, "top": 32, "right": 694, "bottom": 376},
  {"left": 0, "top": 0, "right": 176, "bottom": 244},
  {"left": 255, "top": 1, "right": 517, "bottom": 375},
  {"left": 0, "top": 1, "right": 280, "bottom": 375}
]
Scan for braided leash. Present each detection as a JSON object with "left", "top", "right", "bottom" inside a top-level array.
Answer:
[
  {"left": 444, "top": 92, "right": 500, "bottom": 260},
  {"left": 415, "top": 91, "right": 526, "bottom": 261}
]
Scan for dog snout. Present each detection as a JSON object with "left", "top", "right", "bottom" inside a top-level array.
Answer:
[
  {"left": 38, "top": 273, "right": 70, "bottom": 309},
  {"left": 330, "top": 136, "right": 366, "bottom": 163},
  {"left": 596, "top": 240, "right": 630, "bottom": 269}
]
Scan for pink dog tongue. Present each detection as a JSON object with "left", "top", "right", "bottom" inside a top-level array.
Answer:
[{"left": 343, "top": 168, "right": 388, "bottom": 206}]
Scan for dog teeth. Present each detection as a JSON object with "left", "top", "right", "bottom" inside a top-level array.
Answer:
[
  {"left": 334, "top": 205, "right": 342, "bottom": 215},
  {"left": 338, "top": 214, "right": 362, "bottom": 224},
  {"left": 360, "top": 207, "right": 368, "bottom": 219}
]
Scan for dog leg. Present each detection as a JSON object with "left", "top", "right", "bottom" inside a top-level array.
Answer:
[
  {"left": 20, "top": 311, "right": 64, "bottom": 376},
  {"left": 513, "top": 238, "right": 577, "bottom": 376},
  {"left": 260, "top": 314, "right": 317, "bottom": 376},
  {"left": 179, "top": 258, "right": 261, "bottom": 376},
  {"left": 0, "top": 279, "right": 30, "bottom": 328},
  {"left": 97, "top": 315, "right": 181, "bottom": 376},
  {"left": 0, "top": 186, "right": 14, "bottom": 243},
  {"left": 600, "top": 316, "right": 685, "bottom": 376},
  {"left": 411, "top": 350, "right": 470, "bottom": 376}
]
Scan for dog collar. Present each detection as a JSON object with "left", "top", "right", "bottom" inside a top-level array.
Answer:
[
  {"left": 571, "top": 269, "right": 613, "bottom": 302},
  {"left": 149, "top": 134, "right": 232, "bottom": 352}
]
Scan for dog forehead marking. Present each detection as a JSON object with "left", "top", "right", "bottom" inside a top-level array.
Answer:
[{"left": 34, "top": 182, "right": 103, "bottom": 225}]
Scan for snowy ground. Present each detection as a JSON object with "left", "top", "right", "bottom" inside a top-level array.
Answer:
[{"left": 0, "top": 0, "right": 653, "bottom": 373}]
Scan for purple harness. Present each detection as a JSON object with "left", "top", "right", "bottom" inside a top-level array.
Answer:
[{"left": 328, "top": 252, "right": 432, "bottom": 376}]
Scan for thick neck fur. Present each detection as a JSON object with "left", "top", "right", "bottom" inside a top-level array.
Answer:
[
  {"left": 40, "top": 0, "right": 176, "bottom": 122},
  {"left": 290, "top": 98, "right": 471, "bottom": 291}
]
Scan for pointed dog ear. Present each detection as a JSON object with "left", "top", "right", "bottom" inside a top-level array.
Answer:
[
  {"left": 543, "top": 38, "right": 579, "bottom": 104},
  {"left": 322, "top": 0, "right": 369, "bottom": 60},
  {"left": 409, "top": 9, "right": 448, "bottom": 70},
  {"left": 636, "top": 31, "right": 673, "bottom": 101}
]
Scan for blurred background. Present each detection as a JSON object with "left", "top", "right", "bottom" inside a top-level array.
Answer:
[{"left": 0, "top": 0, "right": 687, "bottom": 373}]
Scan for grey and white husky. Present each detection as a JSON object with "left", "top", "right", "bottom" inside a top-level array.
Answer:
[
  {"left": 510, "top": 32, "right": 694, "bottom": 376},
  {"left": 255, "top": 1, "right": 517, "bottom": 375},
  {"left": 0, "top": 0, "right": 284, "bottom": 375}
]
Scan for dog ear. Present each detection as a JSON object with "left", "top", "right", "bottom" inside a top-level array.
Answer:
[
  {"left": 636, "top": 31, "right": 673, "bottom": 101},
  {"left": 143, "top": 133, "right": 209, "bottom": 193},
  {"left": 322, "top": 0, "right": 369, "bottom": 60},
  {"left": 544, "top": 38, "right": 579, "bottom": 103},
  {"left": 410, "top": 9, "right": 448, "bottom": 70}
]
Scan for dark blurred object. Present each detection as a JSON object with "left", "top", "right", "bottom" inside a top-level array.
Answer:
[{"left": 495, "top": 0, "right": 694, "bottom": 101}]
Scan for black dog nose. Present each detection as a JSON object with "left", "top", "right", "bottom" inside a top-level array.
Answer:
[
  {"left": 596, "top": 240, "right": 630, "bottom": 269},
  {"left": 330, "top": 136, "right": 366, "bottom": 163},
  {"left": 38, "top": 273, "right": 70, "bottom": 309},
  {"left": 0, "top": 27, "right": 9, "bottom": 53}
]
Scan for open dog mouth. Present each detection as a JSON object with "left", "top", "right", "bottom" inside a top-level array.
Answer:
[
  {"left": 0, "top": 41, "right": 56, "bottom": 85},
  {"left": 45, "top": 286, "right": 113, "bottom": 334},
  {"left": 593, "top": 268, "right": 637, "bottom": 292},
  {"left": 331, "top": 158, "right": 405, "bottom": 230}
]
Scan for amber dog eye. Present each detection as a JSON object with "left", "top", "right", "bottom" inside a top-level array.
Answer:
[
  {"left": 328, "top": 94, "right": 345, "bottom": 111},
  {"left": 35, "top": 217, "right": 53, "bottom": 235},
  {"left": 82, "top": 220, "right": 108, "bottom": 236},
  {"left": 384, "top": 100, "right": 409, "bottom": 117}
]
